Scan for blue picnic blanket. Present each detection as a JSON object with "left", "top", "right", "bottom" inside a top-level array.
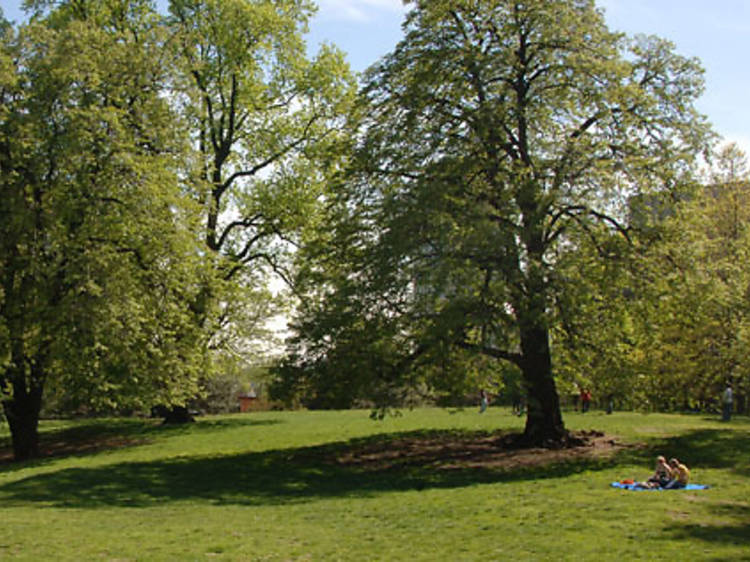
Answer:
[{"left": 611, "top": 482, "right": 710, "bottom": 491}]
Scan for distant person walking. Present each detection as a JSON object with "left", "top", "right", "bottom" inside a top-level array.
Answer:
[
  {"left": 479, "top": 389, "right": 489, "bottom": 413},
  {"left": 518, "top": 397, "right": 525, "bottom": 416},
  {"left": 581, "top": 389, "right": 592, "bottom": 413},
  {"left": 722, "top": 383, "right": 733, "bottom": 421}
]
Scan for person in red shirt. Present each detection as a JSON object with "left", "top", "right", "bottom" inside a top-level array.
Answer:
[{"left": 581, "top": 389, "right": 592, "bottom": 413}]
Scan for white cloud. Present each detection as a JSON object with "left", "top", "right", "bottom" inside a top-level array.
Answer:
[{"left": 316, "top": 0, "right": 407, "bottom": 22}]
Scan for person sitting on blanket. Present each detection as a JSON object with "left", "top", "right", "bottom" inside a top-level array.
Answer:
[
  {"left": 635, "top": 455, "right": 673, "bottom": 488},
  {"left": 648, "top": 455, "right": 674, "bottom": 488},
  {"left": 664, "top": 458, "right": 690, "bottom": 489}
]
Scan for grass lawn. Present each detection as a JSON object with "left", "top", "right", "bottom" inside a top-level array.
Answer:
[{"left": 1, "top": 408, "right": 749, "bottom": 561}]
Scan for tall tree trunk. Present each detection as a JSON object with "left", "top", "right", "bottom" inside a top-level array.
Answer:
[
  {"left": 515, "top": 242, "right": 566, "bottom": 445},
  {"left": 3, "top": 374, "right": 44, "bottom": 462},
  {"left": 519, "top": 322, "right": 566, "bottom": 445}
]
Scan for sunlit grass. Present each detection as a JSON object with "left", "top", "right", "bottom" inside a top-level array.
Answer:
[{"left": 1, "top": 408, "right": 748, "bottom": 560}]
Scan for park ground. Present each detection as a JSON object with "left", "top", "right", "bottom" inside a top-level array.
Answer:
[{"left": 1, "top": 407, "right": 749, "bottom": 560}]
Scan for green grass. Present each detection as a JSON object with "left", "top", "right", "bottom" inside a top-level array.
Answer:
[{"left": 1, "top": 408, "right": 749, "bottom": 561}]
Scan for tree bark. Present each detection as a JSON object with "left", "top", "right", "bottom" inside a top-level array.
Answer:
[
  {"left": 3, "top": 376, "right": 44, "bottom": 462},
  {"left": 515, "top": 243, "right": 566, "bottom": 445},
  {"left": 519, "top": 322, "right": 566, "bottom": 445},
  {"left": 161, "top": 405, "right": 195, "bottom": 424}
]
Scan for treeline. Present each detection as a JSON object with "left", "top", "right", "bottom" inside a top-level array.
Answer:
[
  {"left": 1, "top": 1, "right": 746, "bottom": 461},
  {"left": 553, "top": 144, "right": 750, "bottom": 416}
]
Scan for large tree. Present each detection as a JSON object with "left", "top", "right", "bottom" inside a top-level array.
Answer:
[
  {"left": 0, "top": 1, "right": 207, "bottom": 460},
  {"left": 281, "top": 0, "right": 711, "bottom": 444},
  {"left": 0, "top": 0, "right": 357, "bottom": 446},
  {"left": 168, "top": 0, "right": 355, "bottom": 345}
]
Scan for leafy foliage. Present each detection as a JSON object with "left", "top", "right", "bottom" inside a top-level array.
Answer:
[
  {"left": 0, "top": 0, "right": 356, "bottom": 460},
  {"left": 165, "top": 0, "right": 357, "bottom": 393},
  {"left": 275, "top": 0, "right": 712, "bottom": 442},
  {"left": 0, "top": 2, "right": 212, "bottom": 458},
  {"left": 627, "top": 144, "right": 750, "bottom": 411}
]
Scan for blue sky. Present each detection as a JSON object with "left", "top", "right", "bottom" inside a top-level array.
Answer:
[{"left": 2, "top": 0, "right": 749, "bottom": 152}]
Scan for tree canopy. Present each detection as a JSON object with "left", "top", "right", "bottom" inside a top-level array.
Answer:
[
  {"left": 0, "top": 0, "right": 210, "bottom": 459},
  {"left": 0, "top": 0, "right": 355, "bottom": 461},
  {"left": 276, "top": 0, "right": 713, "bottom": 444},
  {"left": 168, "top": 0, "right": 355, "bottom": 349}
]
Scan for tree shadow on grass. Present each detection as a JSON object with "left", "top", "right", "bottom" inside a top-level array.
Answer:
[
  {"left": 0, "top": 417, "right": 284, "bottom": 473},
  {"left": 663, "top": 502, "right": 750, "bottom": 553},
  {"left": 620, "top": 428, "right": 750, "bottom": 478},
  {"left": 1, "top": 426, "right": 747, "bottom": 510},
  {"left": 699, "top": 415, "right": 750, "bottom": 426},
  {"left": 0, "top": 429, "right": 620, "bottom": 509}
]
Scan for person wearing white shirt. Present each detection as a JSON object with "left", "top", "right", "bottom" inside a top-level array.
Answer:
[{"left": 722, "top": 383, "right": 733, "bottom": 421}]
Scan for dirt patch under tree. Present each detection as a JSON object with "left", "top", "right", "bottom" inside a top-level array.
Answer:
[{"left": 335, "top": 430, "right": 628, "bottom": 472}]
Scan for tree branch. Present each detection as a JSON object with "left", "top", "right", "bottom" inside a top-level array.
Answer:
[{"left": 456, "top": 339, "right": 523, "bottom": 367}]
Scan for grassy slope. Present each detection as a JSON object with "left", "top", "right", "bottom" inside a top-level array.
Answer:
[{"left": 1, "top": 408, "right": 749, "bottom": 561}]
